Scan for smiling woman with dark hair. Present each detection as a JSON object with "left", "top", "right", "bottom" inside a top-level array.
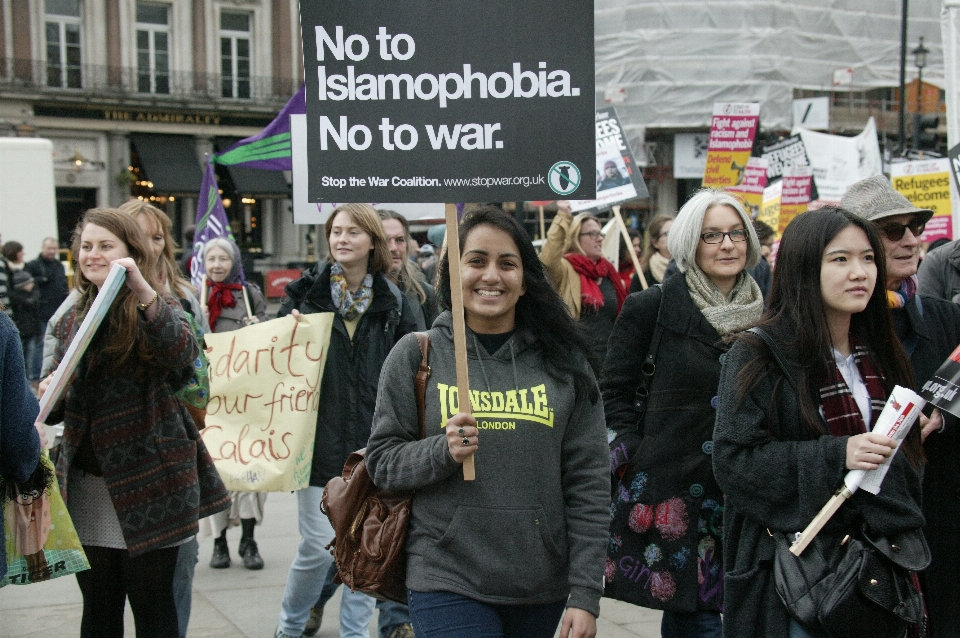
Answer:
[{"left": 366, "top": 206, "right": 609, "bottom": 638}]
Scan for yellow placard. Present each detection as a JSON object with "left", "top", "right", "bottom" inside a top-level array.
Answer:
[
  {"left": 890, "top": 159, "right": 953, "bottom": 242},
  {"left": 758, "top": 180, "right": 782, "bottom": 238},
  {"left": 199, "top": 313, "right": 334, "bottom": 492}
]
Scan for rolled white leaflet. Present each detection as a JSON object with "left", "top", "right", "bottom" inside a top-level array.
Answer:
[{"left": 843, "top": 385, "right": 925, "bottom": 495}]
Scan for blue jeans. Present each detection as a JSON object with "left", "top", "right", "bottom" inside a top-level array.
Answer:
[
  {"left": 174, "top": 536, "right": 199, "bottom": 638},
  {"left": 278, "top": 486, "right": 376, "bottom": 638},
  {"left": 789, "top": 618, "right": 829, "bottom": 638},
  {"left": 407, "top": 589, "right": 566, "bottom": 638},
  {"left": 27, "top": 321, "right": 44, "bottom": 380},
  {"left": 21, "top": 333, "right": 39, "bottom": 381},
  {"left": 315, "top": 557, "right": 412, "bottom": 637},
  {"left": 660, "top": 610, "right": 722, "bottom": 638}
]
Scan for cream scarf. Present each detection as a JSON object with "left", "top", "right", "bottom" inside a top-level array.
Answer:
[
  {"left": 685, "top": 266, "right": 764, "bottom": 335},
  {"left": 648, "top": 251, "right": 669, "bottom": 283}
]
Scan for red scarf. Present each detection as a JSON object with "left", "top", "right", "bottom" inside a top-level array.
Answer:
[
  {"left": 564, "top": 253, "right": 628, "bottom": 313},
  {"left": 207, "top": 279, "right": 242, "bottom": 331},
  {"left": 819, "top": 343, "right": 887, "bottom": 437}
]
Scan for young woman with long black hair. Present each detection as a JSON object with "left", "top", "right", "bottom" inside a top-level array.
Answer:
[
  {"left": 713, "top": 207, "right": 925, "bottom": 638},
  {"left": 366, "top": 206, "right": 609, "bottom": 638}
]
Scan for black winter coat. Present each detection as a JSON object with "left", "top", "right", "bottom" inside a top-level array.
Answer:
[
  {"left": 279, "top": 262, "right": 417, "bottom": 486},
  {"left": 713, "top": 329, "right": 925, "bottom": 638},
  {"left": 894, "top": 294, "right": 960, "bottom": 638},
  {"left": 25, "top": 255, "right": 69, "bottom": 323},
  {"left": 601, "top": 272, "right": 727, "bottom": 613}
]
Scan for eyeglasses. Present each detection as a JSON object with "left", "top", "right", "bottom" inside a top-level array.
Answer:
[
  {"left": 579, "top": 231, "right": 603, "bottom": 241},
  {"left": 700, "top": 229, "right": 748, "bottom": 244},
  {"left": 878, "top": 219, "right": 925, "bottom": 242}
]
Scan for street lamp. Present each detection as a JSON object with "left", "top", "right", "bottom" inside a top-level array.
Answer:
[{"left": 911, "top": 36, "right": 929, "bottom": 150}]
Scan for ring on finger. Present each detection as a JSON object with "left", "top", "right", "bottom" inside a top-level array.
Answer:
[
  {"left": 458, "top": 428, "right": 465, "bottom": 436},
  {"left": 461, "top": 437, "right": 470, "bottom": 447}
]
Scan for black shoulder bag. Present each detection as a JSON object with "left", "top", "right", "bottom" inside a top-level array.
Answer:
[{"left": 749, "top": 327, "right": 930, "bottom": 638}]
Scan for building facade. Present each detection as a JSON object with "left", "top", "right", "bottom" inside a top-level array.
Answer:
[{"left": 0, "top": 0, "right": 308, "bottom": 272}]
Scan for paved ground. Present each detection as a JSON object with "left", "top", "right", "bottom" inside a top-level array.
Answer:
[{"left": 0, "top": 490, "right": 661, "bottom": 637}]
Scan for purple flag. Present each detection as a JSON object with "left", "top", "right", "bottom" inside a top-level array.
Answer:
[
  {"left": 215, "top": 85, "right": 306, "bottom": 170},
  {"left": 192, "top": 159, "right": 243, "bottom": 290}
]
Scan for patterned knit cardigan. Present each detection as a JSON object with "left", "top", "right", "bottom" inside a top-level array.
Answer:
[{"left": 50, "top": 296, "right": 229, "bottom": 556}]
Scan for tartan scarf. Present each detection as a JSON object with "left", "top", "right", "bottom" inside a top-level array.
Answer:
[
  {"left": 564, "top": 253, "right": 627, "bottom": 312},
  {"left": 819, "top": 343, "right": 887, "bottom": 437}
]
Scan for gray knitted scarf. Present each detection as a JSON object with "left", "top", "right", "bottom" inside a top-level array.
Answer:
[{"left": 685, "top": 267, "right": 764, "bottom": 336}]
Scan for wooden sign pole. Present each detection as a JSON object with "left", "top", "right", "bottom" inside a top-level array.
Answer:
[
  {"left": 539, "top": 205, "right": 546, "bottom": 240},
  {"left": 612, "top": 205, "right": 647, "bottom": 290},
  {"left": 242, "top": 286, "right": 254, "bottom": 319},
  {"left": 444, "top": 203, "right": 476, "bottom": 480}
]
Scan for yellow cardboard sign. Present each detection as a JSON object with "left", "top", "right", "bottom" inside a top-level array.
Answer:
[
  {"left": 199, "top": 313, "right": 334, "bottom": 492},
  {"left": 758, "top": 180, "right": 782, "bottom": 238},
  {"left": 890, "top": 159, "right": 953, "bottom": 242}
]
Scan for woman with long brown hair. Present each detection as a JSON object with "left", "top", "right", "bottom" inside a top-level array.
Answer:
[{"left": 41, "top": 208, "right": 228, "bottom": 638}]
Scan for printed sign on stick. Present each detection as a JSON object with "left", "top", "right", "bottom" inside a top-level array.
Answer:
[
  {"left": 299, "top": 0, "right": 595, "bottom": 202},
  {"left": 778, "top": 166, "right": 814, "bottom": 234},
  {"left": 569, "top": 107, "right": 648, "bottom": 212},
  {"left": 890, "top": 159, "right": 953, "bottom": 242},
  {"left": 726, "top": 156, "right": 768, "bottom": 219},
  {"left": 702, "top": 102, "right": 760, "bottom": 188}
]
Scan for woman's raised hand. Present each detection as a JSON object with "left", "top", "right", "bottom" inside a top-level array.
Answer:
[
  {"left": 112, "top": 257, "right": 155, "bottom": 301},
  {"left": 445, "top": 412, "right": 478, "bottom": 463},
  {"left": 845, "top": 432, "right": 897, "bottom": 470}
]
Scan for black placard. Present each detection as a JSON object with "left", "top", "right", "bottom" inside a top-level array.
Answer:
[{"left": 300, "top": 0, "right": 595, "bottom": 202}]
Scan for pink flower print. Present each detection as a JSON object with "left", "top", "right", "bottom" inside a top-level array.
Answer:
[
  {"left": 649, "top": 571, "right": 677, "bottom": 602},
  {"left": 655, "top": 498, "right": 689, "bottom": 541},
  {"left": 629, "top": 503, "right": 655, "bottom": 533},
  {"left": 604, "top": 558, "right": 616, "bottom": 583}
]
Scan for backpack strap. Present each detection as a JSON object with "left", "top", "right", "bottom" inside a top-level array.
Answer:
[
  {"left": 633, "top": 285, "right": 665, "bottom": 419},
  {"left": 414, "top": 332, "right": 431, "bottom": 440},
  {"left": 747, "top": 327, "right": 798, "bottom": 390}
]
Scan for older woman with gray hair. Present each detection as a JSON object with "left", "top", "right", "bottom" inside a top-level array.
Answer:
[
  {"left": 200, "top": 237, "right": 269, "bottom": 571},
  {"left": 601, "top": 188, "right": 763, "bottom": 638}
]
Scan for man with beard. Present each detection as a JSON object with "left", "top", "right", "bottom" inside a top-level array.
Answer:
[{"left": 379, "top": 210, "right": 438, "bottom": 331}]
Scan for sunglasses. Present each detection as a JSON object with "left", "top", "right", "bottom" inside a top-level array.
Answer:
[{"left": 878, "top": 219, "right": 925, "bottom": 242}]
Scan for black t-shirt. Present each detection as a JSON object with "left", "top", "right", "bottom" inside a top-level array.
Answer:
[{"left": 474, "top": 330, "right": 515, "bottom": 356}]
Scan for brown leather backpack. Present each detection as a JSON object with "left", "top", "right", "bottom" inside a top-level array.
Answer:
[{"left": 320, "top": 332, "right": 430, "bottom": 604}]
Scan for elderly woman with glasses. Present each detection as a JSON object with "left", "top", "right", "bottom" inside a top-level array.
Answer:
[
  {"left": 601, "top": 189, "right": 763, "bottom": 638},
  {"left": 540, "top": 200, "right": 627, "bottom": 370}
]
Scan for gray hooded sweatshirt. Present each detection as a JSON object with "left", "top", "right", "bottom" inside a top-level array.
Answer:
[{"left": 365, "top": 311, "right": 609, "bottom": 616}]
